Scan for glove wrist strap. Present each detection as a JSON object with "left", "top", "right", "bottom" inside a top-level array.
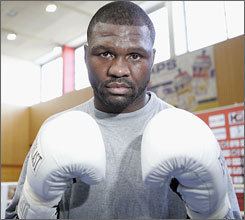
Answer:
[{"left": 187, "top": 193, "right": 231, "bottom": 219}]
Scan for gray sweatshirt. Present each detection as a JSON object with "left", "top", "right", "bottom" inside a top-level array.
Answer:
[{"left": 5, "top": 92, "right": 241, "bottom": 219}]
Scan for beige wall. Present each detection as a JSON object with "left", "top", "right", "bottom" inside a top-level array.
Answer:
[
  {"left": 1, "top": 36, "right": 243, "bottom": 181},
  {"left": 1, "top": 104, "right": 30, "bottom": 181}
]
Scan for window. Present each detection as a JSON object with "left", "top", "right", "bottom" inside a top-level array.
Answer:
[
  {"left": 149, "top": 7, "right": 170, "bottom": 64},
  {"left": 172, "top": 1, "right": 188, "bottom": 55},
  {"left": 224, "top": 1, "right": 244, "bottom": 38},
  {"left": 41, "top": 57, "right": 63, "bottom": 102},
  {"left": 184, "top": 1, "right": 227, "bottom": 51},
  {"left": 171, "top": 1, "right": 244, "bottom": 54},
  {"left": 75, "top": 45, "right": 90, "bottom": 90},
  {"left": 1, "top": 55, "right": 41, "bottom": 106}
]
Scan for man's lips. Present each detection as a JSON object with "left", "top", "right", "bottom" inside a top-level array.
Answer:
[{"left": 105, "top": 82, "right": 131, "bottom": 95}]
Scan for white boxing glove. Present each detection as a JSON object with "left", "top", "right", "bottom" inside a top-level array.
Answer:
[
  {"left": 17, "top": 111, "right": 106, "bottom": 219},
  {"left": 141, "top": 108, "right": 231, "bottom": 219}
]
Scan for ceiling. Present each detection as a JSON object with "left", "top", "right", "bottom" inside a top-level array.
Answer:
[{"left": 1, "top": 1, "right": 165, "bottom": 64}]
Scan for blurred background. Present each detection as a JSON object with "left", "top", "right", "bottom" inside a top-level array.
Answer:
[{"left": 1, "top": 1, "right": 244, "bottom": 217}]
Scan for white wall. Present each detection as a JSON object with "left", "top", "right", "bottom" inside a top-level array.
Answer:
[{"left": 1, "top": 55, "right": 41, "bottom": 106}]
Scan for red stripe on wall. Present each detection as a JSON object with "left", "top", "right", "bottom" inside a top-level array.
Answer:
[{"left": 62, "top": 46, "right": 75, "bottom": 94}]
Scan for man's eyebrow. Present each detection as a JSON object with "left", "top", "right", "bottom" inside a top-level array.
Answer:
[
  {"left": 90, "top": 45, "right": 150, "bottom": 54},
  {"left": 90, "top": 45, "right": 114, "bottom": 52},
  {"left": 127, "top": 47, "right": 149, "bottom": 54}
]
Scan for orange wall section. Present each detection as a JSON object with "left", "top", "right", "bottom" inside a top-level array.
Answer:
[
  {"left": 214, "top": 35, "right": 244, "bottom": 106},
  {"left": 1, "top": 104, "right": 30, "bottom": 181}
]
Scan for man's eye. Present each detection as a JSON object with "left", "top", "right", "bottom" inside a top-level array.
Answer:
[
  {"left": 100, "top": 52, "right": 114, "bottom": 59},
  {"left": 129, "top": 54, "right": 142, "bottom": 61}
]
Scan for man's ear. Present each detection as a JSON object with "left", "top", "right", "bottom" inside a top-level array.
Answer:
[
  {"left": 149, "top": 49, "right": 156, "bottom": 73},
  {"left": 152, "top": 48, "right": 156, "bottom": 64},
  {"left": 84, "top": 44, "right": 88, "bottom": 64}
]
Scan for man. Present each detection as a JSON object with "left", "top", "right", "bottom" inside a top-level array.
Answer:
[{"left": 6, "top": 1, "right": 241, "bottom": 219}]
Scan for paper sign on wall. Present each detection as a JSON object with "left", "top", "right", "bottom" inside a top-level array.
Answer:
[{"left": 149, "top": 46, "right": 217, "bottom": 111}]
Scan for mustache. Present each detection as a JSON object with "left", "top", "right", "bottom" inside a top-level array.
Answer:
[{"left": 101, "top": 78, "right": 134, "bottom": 89}]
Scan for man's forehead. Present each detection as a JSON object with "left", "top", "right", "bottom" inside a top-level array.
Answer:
[
  {"left": 88, "top": 22, "right": 153, "bottom": 49},
  {"left": 91, "top": 22, "right": 151, "bottom": 38}
]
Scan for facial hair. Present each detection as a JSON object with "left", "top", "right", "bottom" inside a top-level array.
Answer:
[{"left": 93, "top": 77, "right": 149, "bottom": 112}]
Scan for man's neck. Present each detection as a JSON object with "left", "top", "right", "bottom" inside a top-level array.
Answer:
[{"left": 120, "top": 92, "right": 150, "bottom": 113}]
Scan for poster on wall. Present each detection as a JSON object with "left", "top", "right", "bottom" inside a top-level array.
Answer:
[
  {"left": 149, "top": 46, "right": 217, "bottom": 111},
  {"left": 195, "top": 103, "right": 244, "bottom": 212}
]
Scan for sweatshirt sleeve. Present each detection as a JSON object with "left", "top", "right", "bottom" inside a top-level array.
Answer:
[
  {"left": 5, "top": 151, "right": 30, "bottom": 219},
  {"left": 221, "top": 150, "right": 242, "bottom": 219},
  {"left": 224, "top": 172, "right": 242, "bottom": 219}
]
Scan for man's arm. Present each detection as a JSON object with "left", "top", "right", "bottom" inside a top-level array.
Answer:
[
  {"left": 5, "top": 151, "right": 30, "bottom": 219},
  {"left": 141, "top": 108, "right": 242, "bottom": 219},
  {"left": 7, "top": 111, "right": 106, "bottom": 219},
  {"left": 224, "top": 166, "right": 242, "bottom": 219}
]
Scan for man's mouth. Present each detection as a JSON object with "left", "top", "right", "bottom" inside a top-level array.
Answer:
[{"left": 105, "top": 82, "right": 131, "bottom": 95}]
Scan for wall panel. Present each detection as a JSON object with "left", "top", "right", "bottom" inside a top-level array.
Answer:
[
  {"left": 1, "top": 104, "right": 30, "bottom": 165},
  {"left": 1, "top": 104, "right": 30, "bottom": 181},
  {"left": 214, "top": 36, "right": 244, "bottom": 106},
  {"left": 1, "top": 165, "right": 22, "bottom": 182}
]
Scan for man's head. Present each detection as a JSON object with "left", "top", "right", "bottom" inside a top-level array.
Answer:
[
  {"left": 85, "top": 1, "right": 156, "bottom": 113},
  {"left": 87, "top": 1, "right": 155, "bottom": 45}
]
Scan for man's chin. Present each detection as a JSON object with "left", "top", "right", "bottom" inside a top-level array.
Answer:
[{"left": 105, "top": 94, "right": 133, "bottom": 108}]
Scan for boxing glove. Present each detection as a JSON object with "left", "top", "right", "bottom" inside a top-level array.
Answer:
[
  {"left": 141, "top": 108, "right": 231, "bottom": 219},
  {"left": 17, "top": 111, "right": 106, "bottom": 219}
]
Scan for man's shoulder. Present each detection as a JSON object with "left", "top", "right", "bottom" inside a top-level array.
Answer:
[
  {"left": 149, "top": 91, "right": 174, "bottom": 111},
  {"left": 72, "top": 97, "right": 95, "bottom": 113},
  {"left": 42, "top": 97, "right": 95, "bottom": 127}
]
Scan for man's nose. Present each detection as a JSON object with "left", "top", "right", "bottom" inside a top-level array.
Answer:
[{"left": 108, "top": 57, "right": 130, "bottom": 78}]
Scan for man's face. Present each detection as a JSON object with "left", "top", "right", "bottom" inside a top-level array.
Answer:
[{"left": 85, "top": 22, "right": 155, "bottom": 113}]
